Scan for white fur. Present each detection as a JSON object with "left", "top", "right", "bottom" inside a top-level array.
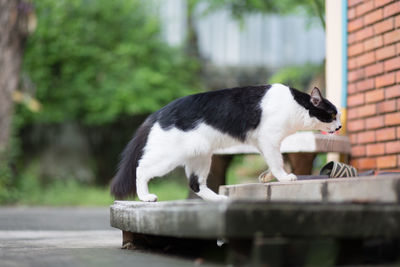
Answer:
[{"left": 136, "top": 84, "right": 341, "bottom": 201}]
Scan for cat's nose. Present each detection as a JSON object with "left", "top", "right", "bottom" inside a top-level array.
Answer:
[{"left": 335, "top": 125, "right": 342, "bottom": 131}]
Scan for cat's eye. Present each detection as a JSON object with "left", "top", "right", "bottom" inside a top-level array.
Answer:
[{"left": 332, "top": 114, "right": 337, "bottom": 120}]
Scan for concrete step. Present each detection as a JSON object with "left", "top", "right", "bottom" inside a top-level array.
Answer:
[
  {"left": 110, "top": 200, "right": 400, "bottom": 239},
  {"left": 219, "top": 175, "right": 400, "bottom": 203}
]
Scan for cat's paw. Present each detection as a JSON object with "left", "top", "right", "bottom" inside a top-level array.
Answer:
[
  {"left": 277, "top": 173, "right": 297, "bottom": 182},
  {"left": 205, "top": 194, "right": 228, "bottom": 201},
  {"left": 139, "top": 194, "right": 158, "bottom": 202},
  {"left": 215, "top": 194, "right": 229, "bottom": 201}
]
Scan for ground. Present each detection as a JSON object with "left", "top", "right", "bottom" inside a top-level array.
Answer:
[{"left": 0, "top": 206, "right": 219, "bottom": 267}]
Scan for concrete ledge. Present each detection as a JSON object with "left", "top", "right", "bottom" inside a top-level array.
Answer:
[
  {"left": 214, "top": 131, "right": 351, "bottom": 154},
  {"left": 110, "top": 200, "right": 227, "bottom": 239},
  {"left": 110, "top": 200, "right": 400, "bottom": 239},
  {"left": 219, "top": 175, "right": 400, "bottom": 203}
]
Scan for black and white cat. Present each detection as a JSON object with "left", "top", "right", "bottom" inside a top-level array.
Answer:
[{"left": 111, "top": 84, "right": 341, "bottom": 202}]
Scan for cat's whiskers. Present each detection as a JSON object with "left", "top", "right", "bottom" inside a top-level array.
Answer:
[{"left": 322, "top": 132, "right": 334, "bottom": 152}]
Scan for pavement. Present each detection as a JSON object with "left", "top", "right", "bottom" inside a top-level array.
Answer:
[{"left": 0, "top": 206, "right": 219, "bottom": 267}]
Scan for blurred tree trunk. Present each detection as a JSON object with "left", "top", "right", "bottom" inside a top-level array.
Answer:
[{"left": 0, "top": 0, "right": 29, "bottom": 153}]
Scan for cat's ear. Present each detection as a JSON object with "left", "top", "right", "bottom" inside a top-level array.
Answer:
[{"left": 310, "top": 87, "right": 322, "bottom": 107}]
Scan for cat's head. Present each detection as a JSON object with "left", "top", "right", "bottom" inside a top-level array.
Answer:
[{"left": 308, "top": 87, "right": 342, "bottom": 134}]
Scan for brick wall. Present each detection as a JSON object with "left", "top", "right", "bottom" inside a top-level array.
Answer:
[{"left": 347, "top": 0, "right": 400, "bottom": 171}]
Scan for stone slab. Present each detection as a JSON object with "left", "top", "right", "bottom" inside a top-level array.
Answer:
[
  {"left": 110, "top": 200, "right": 400, "bottom": 239},
  {"left": 110, "top": 200, "right": 227, "bottom": 239},
  {"left": 214, "top": 131, "right": 351, "bottom": 154},
  {"left": 219, "top": 175, "right": 400, "bottom": 203}
]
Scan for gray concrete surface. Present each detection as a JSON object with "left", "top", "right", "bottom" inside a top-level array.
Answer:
[
  {"left": 0, "top": 207, "right": 218, "bottom": 267},
  {"left": 219, "top": 175, "right": 400, "bottom": 203},
  {"left": 111, "top": 200, "right": 400, "bottom": 239}
]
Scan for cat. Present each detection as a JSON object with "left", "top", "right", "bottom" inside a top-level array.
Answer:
[{"left": 111, "top": 83, "right": 341, "bottom": 202}]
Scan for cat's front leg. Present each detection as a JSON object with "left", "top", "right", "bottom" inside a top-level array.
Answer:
[{"left": 259, "top": 142, "right": 297, "bottom": 182}]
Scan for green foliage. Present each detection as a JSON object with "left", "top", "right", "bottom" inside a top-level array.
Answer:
[
  {"left": 206, "top": 0, "right": 325, "bottom": 29},
  {"left": 269, "top": 63, "right": 323, "bottom": 90},
  {"left": 14, "top": 168, "right": 188, "bottom": 206},
  {"left": 0, "top": 160, "right": 18, "bottom": 204},
  {"left": 22, "top": 0, "right": 200, "bottom": 125}
]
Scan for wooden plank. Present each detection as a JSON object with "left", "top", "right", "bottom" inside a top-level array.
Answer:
[{"left": 214, "top": 131, "right": 351, "bottom": 155}]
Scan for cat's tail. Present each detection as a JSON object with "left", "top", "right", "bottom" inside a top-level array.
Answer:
[{"left": 110, "top": 116, "right": 155, "bottom": 199}]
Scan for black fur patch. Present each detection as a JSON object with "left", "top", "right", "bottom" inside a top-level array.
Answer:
[
  {"left": 289, "top": 87, "right": 337, "bottom": 123},
  {"left": 111, "top": 115, "right": 156, "bottom": 199},
  {"left": 155, "top": 85, "right": 270, "bottom": 141},
  {"left": 189, "top": 174, "right": 200, "bottom": 193}
]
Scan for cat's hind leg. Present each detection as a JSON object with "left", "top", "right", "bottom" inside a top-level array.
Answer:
[
  {"left": 136, "top": 160, "right": 177, "bottom": 202},
  {"left": 185, "top": 156, "right": 228, "bottom": 201}
]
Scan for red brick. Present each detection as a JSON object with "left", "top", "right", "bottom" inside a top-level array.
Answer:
[
  {"left": 348, "top": 69, "right": 365, "bottom": 82},
  {"left": 365, "top": 9, "right": 383, "bottom": 25},
  {"left": 365, "top": 89, "right": 384, "bottom": 103},
  {"left": 349, "top": 6, "right": 358, "bottom": 19},
  {"left": 383, "top": 30, "right": 400, "bottom": 45},
  {"left": 347, "top": 107, "right": 359, "bottom": 119},
  {"left": 383, "top": 1, "right": 400, "bottom": 17},
  {"left": 374, "top": 0, "right": 395, "bottom": 8},
  {"left": 355, "top": 26, "right": 374, "bottom": 42},
  {"left": 376, "top": 127, "right": 396, "bottom": 141},
  {"left": 349, "top": 133, "right": 358, "bottom": 143},
  {"left": 366, "top": 115, "right": 385, "bottom": 129},
  {"left": 384, "top": 57, "right": 400, "bottom": 72},
  {"left": 348, "top": 32, "right": 357, "bottom": 45},
  {"left": 385, "top": 141, "right": 400, "bottom": 154},
  {"left": 397, "top": 126, "right": 400, "bottom": 138},
  {"left": 349, "top": 0, "right": 364, "bottom": 7},
  {"left": 367, "top": 143, "right": 385, "bottom": 156},
  {"left": 356, "top": 1, "right": 374, "bottom": 16},
  {"left": 348, "top": 58, "right": 357, "bottom": 70},
  {"left": 348, "top": 83, "right": 357, "bottom": 94},
  {"left": 348, "top": 7, "right": 356, "bottom": 20},
  {"left": 356, "top": 51, "right": 375, "bottom": 67},
  {"left": 385, "top": 112, "right": 400, "bottom": 125},
  {"left": 348, "top": 93, "right": 365, "bottom": 107},
  {"left": 365, "top": 62, "right": 384, "bottom": 76},
  {"left": 348, "top": 119, "right": 365, "bottom": 132},
  {"left": 347, "top": 93, "right": 364, "bottom": 107},
  {"left": 352, "top": 158, "right": 376, "bottom": 170},
  {"left": 376, "top": 73, "right": 396, "bottom": 87},
  {"left": 348, "top": 17, "right": 364, "bottom": 32},
  {"left": 377, "top": 155, "right": 397, "bottom": 169},
  {"left": 364, "top": 36, "right": 383, "bottom": 51},
  {"left": 358, "top": 130, "right": 376, "bottom": 143},
  {"left": 348, "top": 43, "right": 364, "bottom": 57},
  {"left": 356, "top": 78, "right": 375, "bottom": 91},
  {"left": 374, "top": 18, "right": 394, "bottom": 34},
  {"left": 377, "top": 99, "right": 397, "bottom": 112},
  {"left": 352, "top": 145, "right": 366, "bottom": 157},
  {"left": 385, "top": 85, "right": 400, "bottom": 98},
  {"left": 358, "top": 104, "right": 377, "bottom": 117},
  {"left": 397, "top": 71, "right": 400, "bottom": 83},
  {"left": 375, "top": 45, "right": 396, "bottom": 60},
  {"left": 396, "top": 14, "right": 400, "bottom": 27}
]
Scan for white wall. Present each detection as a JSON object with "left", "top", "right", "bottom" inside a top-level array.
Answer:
[{"left": 158, "top": 0, "right": 326, "bottom": 68}]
